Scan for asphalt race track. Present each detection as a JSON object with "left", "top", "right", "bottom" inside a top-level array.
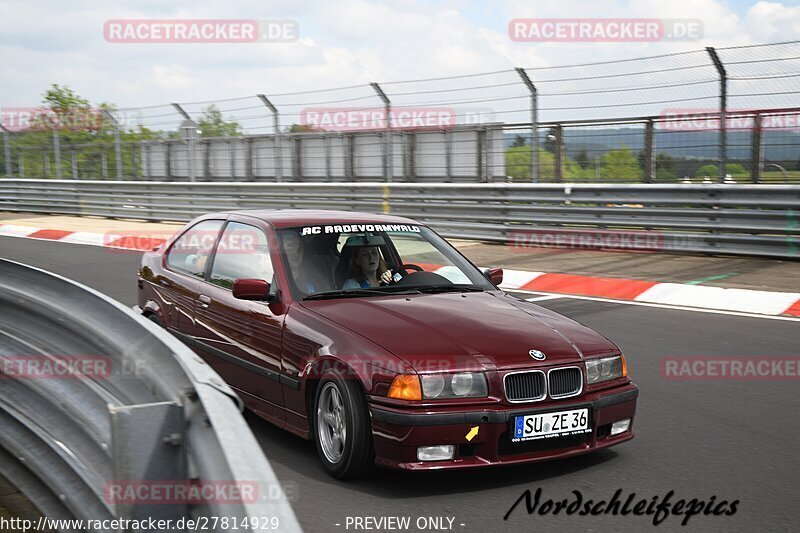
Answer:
[{"left": 2, "top": 235, "right": 798, "bottom": 533}]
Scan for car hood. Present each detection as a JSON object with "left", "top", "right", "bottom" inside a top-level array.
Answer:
[{"left": 301, "top": 291, "right": 619, "bottom": 372}]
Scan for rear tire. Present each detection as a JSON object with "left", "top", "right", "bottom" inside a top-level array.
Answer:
[{"left": 313, "top": 370, "right": 374, "bottom": 479}]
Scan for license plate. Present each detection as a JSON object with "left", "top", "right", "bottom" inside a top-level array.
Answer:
[{"left": 512, "top": 408, "right": 591, "bottom": 442}]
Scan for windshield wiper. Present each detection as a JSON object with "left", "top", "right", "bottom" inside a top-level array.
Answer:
[
  {"left": 304, "top": 288, "right": 387, "bottom": 301},
  {"left": 413, "top": 285, "right": 485, "bottom": 294}
]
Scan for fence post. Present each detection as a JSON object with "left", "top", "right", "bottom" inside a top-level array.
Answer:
[
  {"left": 751, "top": 112, "right": 762, "bottom": 183},
  {"left": 102, "top": 110, "right": 123, "bottom": 180},
  {"left": 53, "top": 127, "right": 63, "bottom": 179},
  {"left": 172, "top": 103, "right": 198, "bottom": 182},
  {"left": 132, "top": 145, "right": 139, "bottom": 179},
  {"left": 345, "top": 133, "right": 354, "bottom": 181},
  {"left": 293, "top": 136, "right": 302, "bottom": 180},
  {"left": 205, "top": 139, "right": 213, "bottom": 180},
  {"left": 554, "top": 124, "right": 564, "bottom": 183},
  {"left": 445, "top": 130, "right": 452, "bottom": 182},
  {"left": 71, "top": 151, "right": 78, "bottom": 179},
  {"left": 370, "top": 82, "right": 392, "bottom": 182},
  {"left": 706, "top": 47, "right": 727, "bottom": 184},
  {"left": 19, "top": 150, "right": 25, "bottom": 177},
  {"left": 0, "top": 124, "right": 12, "bottom": 177},
  {"left": 643, "top": 119, "right": 655, "bottom": 183},
  {"left": 515, "top": 67, "right": 538, "bottom": 183},
  {"left": 165, "top": 142, "right": 172, "bottom": 180},
  {"left": 101, "top": 149, "right": 108, "bottom": 179},
  {"left": 257, "top": 95, "right": 281, "bottom": 182},
  {"left": 143, "top": 141, "right": 151, "bottom": 179},
  {"left": 244, "top": 137, "right": 253, "bottom": 180}
]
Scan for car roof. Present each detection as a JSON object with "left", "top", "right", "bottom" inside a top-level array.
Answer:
[{"left": 224, "top": 209, "right": 423, "bottom": 229}]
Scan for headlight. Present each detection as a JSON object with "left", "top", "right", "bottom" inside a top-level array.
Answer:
[
  {"left": 420, "top": 372, "right": 488, "bottom": 399},
  {"left": 585, "top": 355, "right": 627, "bottom": 385}
]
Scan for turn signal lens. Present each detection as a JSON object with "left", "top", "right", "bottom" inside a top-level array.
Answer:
[
  {"left": 621, "top": 354, "right": 628, "bottom": 378},
  {"left": 388, "top": 374, "right": 422, "bottom": 400}
]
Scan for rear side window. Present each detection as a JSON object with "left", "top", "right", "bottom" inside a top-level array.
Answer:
[
  {"left": 165, "top": 220, "right": 224, "bottom": 278},
  {"left": 209, "top": 222, "right": 273, "bottom": 289}
]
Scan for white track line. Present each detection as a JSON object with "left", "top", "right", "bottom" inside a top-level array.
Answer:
[
  {"left": 525, "top": 295, "right": 566, "bottom": 302},
  {"left": 510, "top": 288, "right": 800, "bottom": 322}
]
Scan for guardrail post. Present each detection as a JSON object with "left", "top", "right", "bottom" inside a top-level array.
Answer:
[
  {"left": 751, "top": 112, "right": 762, "bottom": 183},
  {"left": 706, "top": 47, "right": 727, "bottom": 184},
  {"left": 257, "top": 95, "right": 281, "bottom": 182},
  {"left": 643, "top": 119, "right": 655, "bottom": 183},
  {"left": 0, "top": 123, "right": 12, "bottom": 177},
  {"left": 370, "top": 82, "right": 392, "bottom": 182},
  {"left": 516, "top": 67, "right": 539, "bottom": 183}
]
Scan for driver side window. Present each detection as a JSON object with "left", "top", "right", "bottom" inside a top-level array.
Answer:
[
  {"left": 165, "top": 219, "right": 224, "bottom": 278},
  {"left": 209, "top": 222, "right": 273, "bottom": 289}
]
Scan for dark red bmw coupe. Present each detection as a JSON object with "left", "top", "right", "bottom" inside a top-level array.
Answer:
[{"left": 136, "top": 210, "right": 638, "bottom": 478}]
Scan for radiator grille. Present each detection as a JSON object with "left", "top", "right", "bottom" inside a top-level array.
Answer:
[
  {"left": 504, "top": 371, "right": 546, "bottom": 402},
  {"left": 548, "top": 367, "right": 582, "bottom": 398}
]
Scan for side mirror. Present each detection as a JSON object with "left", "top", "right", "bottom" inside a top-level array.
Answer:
[
  {"left": 484, "top": 267, "right": 503, "bottom": 286},
  {"left": 232, "top": 279, "right": 275, "bottom": 301}
]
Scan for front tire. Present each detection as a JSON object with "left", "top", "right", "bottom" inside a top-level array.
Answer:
[{"left": 313, "top": 370, "right": 374, "bottom": 479}]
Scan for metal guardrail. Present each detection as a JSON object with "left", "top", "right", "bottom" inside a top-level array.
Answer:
[
  {"left": 0, "top": 179, "right": 798, "bottom": 259},
  {"left": 0, "top": 259, "right": 301, "bottom": 531}
]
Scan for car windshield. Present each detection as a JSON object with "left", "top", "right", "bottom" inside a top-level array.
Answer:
[{"left": 276, "top": 223, "right": 494, "bottom": 300}]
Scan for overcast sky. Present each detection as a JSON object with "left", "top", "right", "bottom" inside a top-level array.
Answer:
[{"left": 0, "top": 0, "right": 798, "bottom": 126}]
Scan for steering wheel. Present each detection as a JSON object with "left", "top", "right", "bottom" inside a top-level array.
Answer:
[{"left": 389, "top": 263, "right": 424, "bottom": 283}]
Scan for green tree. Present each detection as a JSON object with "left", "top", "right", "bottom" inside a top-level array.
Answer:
[
  {"left": 511, "top": 135, "right": 526, "bottom": 148},
  {"left": 599, "top": 147, "right": 642, "bottom": 181},
  {"left": 656, "top": 153, "right": 677, "bottom": 180},
  {"left": 575, "top": 149, "right": 590, "bottom": 169},
  {"left": 543, "top": 127, "right": 559, "bottom": 154},
  {"left": 694, "top": 163, "right": 748, "bottom": 178},
  {"left": 14, "top": 85, "right": 164, "bottom": 178},
  {"left": 505, "top": 146, "right": 585, "bottom": 182},
  {"left": 197, "top": 105, "right": 242, "bottom": 137}
]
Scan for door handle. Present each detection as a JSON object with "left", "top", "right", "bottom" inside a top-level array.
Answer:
[{"left": 198, "top": 294, "right": 211, "bottom": 308}]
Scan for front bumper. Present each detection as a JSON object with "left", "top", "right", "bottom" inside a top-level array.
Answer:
[{"left": 369, "top": 384, "right": 638, "bottom": 470}]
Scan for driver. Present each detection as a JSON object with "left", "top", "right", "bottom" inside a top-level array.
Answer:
[{"left": 341, "top": 244, "right": 393, "bottom": 289}]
